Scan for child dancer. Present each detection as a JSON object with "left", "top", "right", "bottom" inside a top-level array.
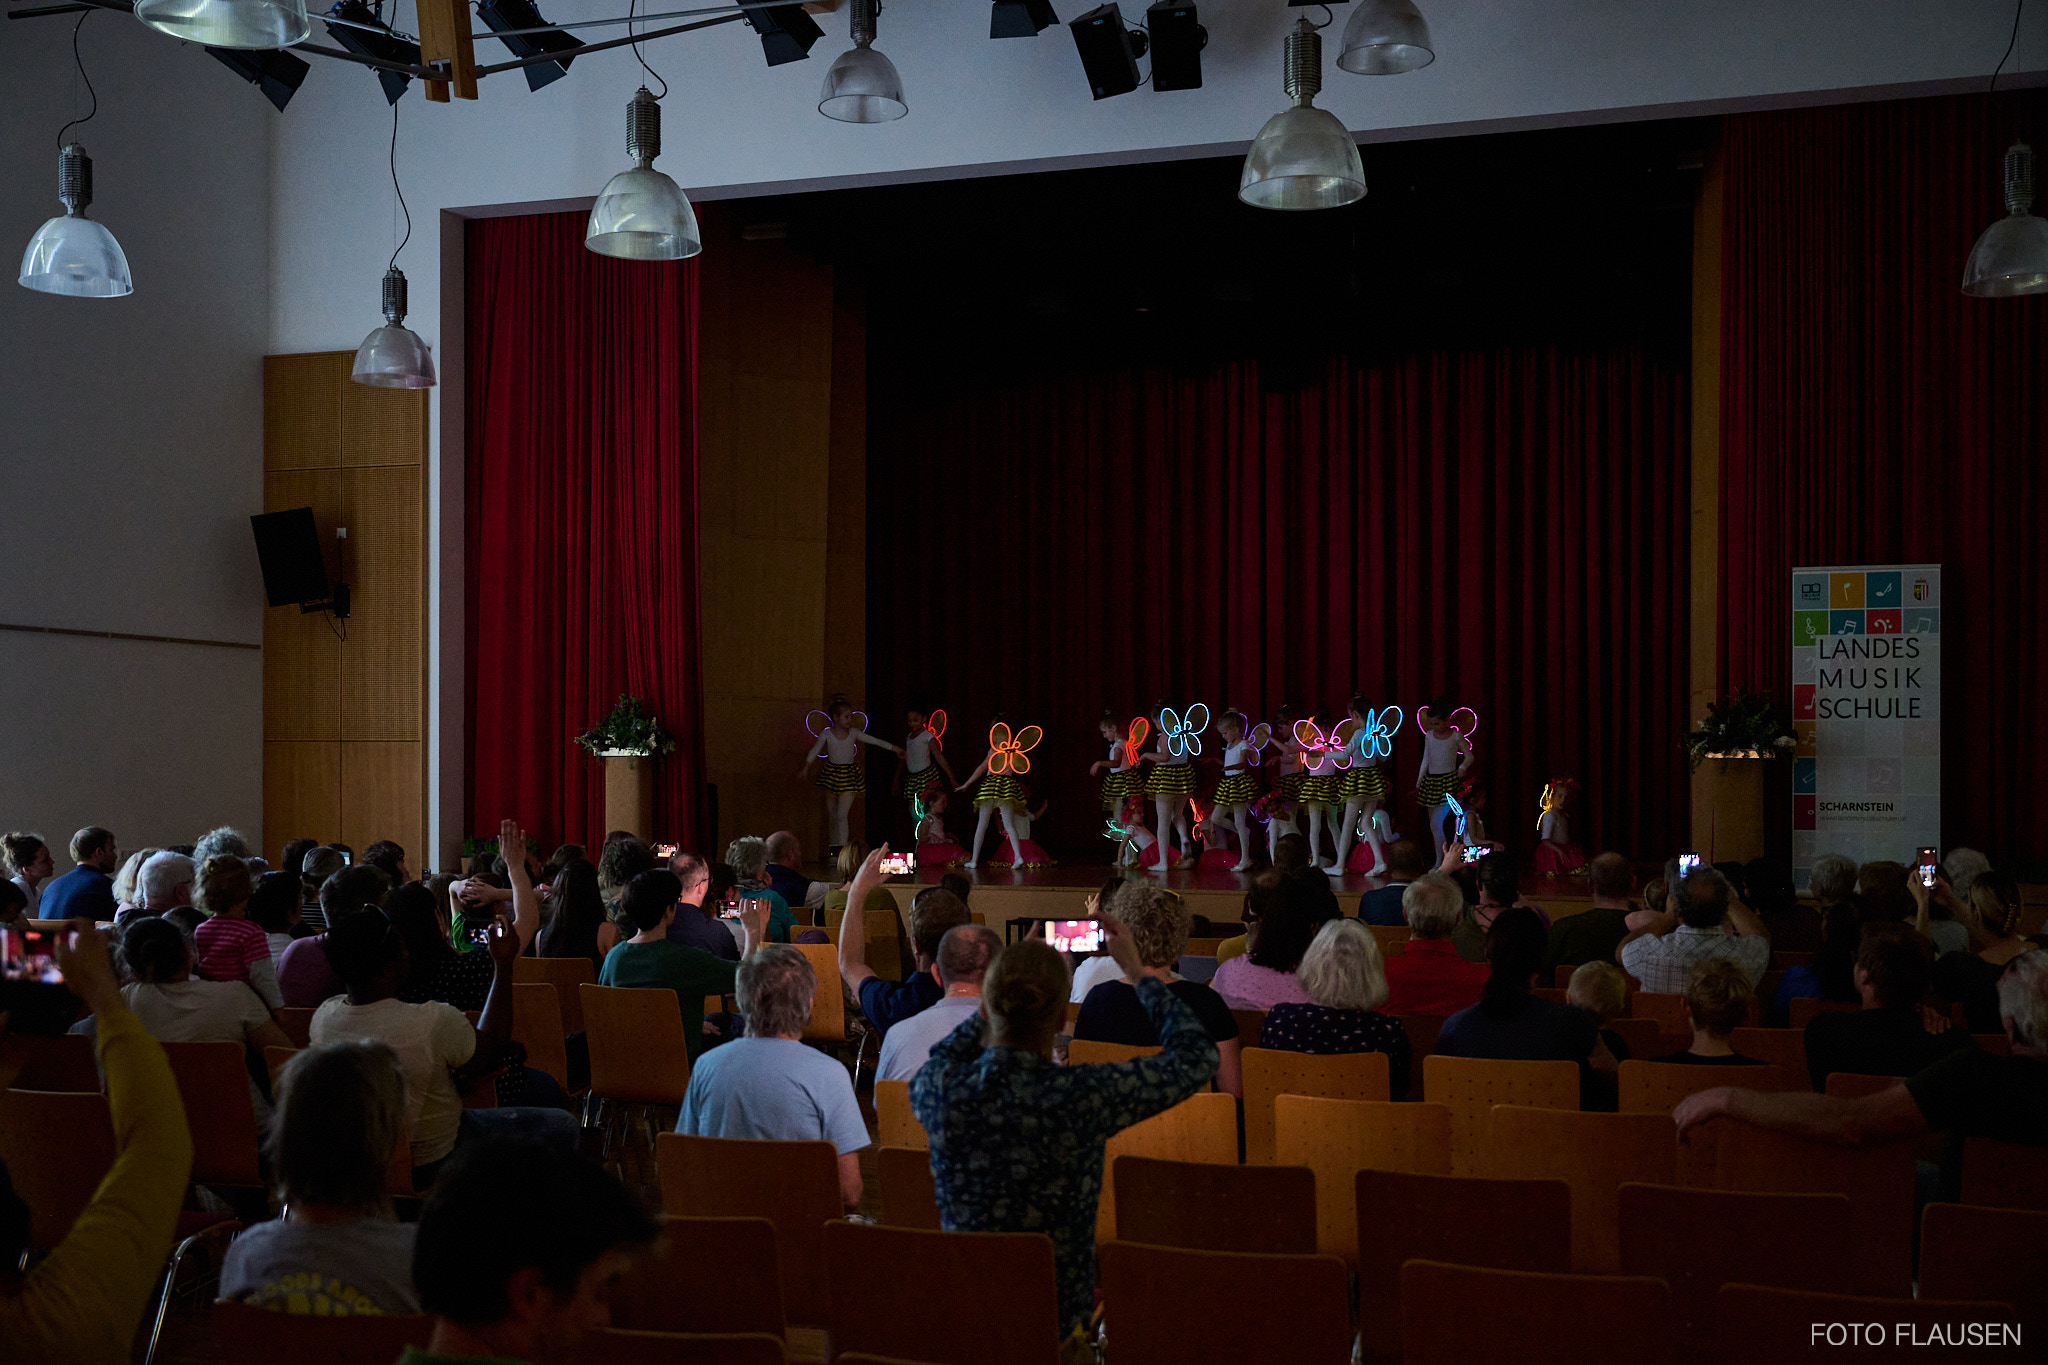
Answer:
[
  {"left": 1209, "top": 710, "right": 1261, "bottom": 872},
  {"left": 1454, "top": 777, "right": 1490, "bottom": 847},
  {"left": 990, "top": 794, "right": 1055, "bottom": 869},
  {"left": 955, "top": 718, "right": 1040, "bottom": 871},
  {"left": 1190, "top": 802, "right": 1245, "bottom": 873},
  {"left": 1138, "top": 701, "right": 1206, "bottom": 872},
  {"left": 901, "top": 703, "right": 958, "bottom": 827},
  {"left": 1292, "top": 713, "right": 1348, "bottom": 867},
  {"left": 1262, "top": 704, "right": 1308, "bottom": 860},
  {"left": 1089, "top": 711, "right": 1148, "bottom": 817},
  {"left": 800, "top": 696, "right": 902, "bottom": 852},
  {"left": 1532, "top": 778, "right": 1588, "bottom": 874},
  {"left": 1325, "top": 696, "right": 1401, "bottom": 877},
  {"left": 1107, "top": 795, "right": 1165, "bottom": 870},
  {"left": 913, "top": 789, "right": 968, "bottom": 869},
  {"left": 1413, "top": 697, "right": 1476, "bottom": 862}
]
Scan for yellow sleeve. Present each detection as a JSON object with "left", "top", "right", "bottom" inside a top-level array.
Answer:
[{"left": 0, "top": 1006, "right": 194, "bottom": 1365}]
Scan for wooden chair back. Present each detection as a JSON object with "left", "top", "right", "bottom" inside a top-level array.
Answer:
[
  {"left": 581, "top": 983, "right": 692, "bottom": 1105},
  {"left": 1095, "top": 1091, "right": 1237, "bottom": 1242},
  {"left": 510, "top": 982, "right": 570, "bottom": 1090},
  {"left": 1962, "top": 1136, "right": 2048, "bottom": 1210},
  {"left": 274, "top": 1007, "right": 316, "bottom": 1047},
  {"left": 877, "top": 1145, "right": 941, "bottom": 1229},
  {"left": 1488, "top": 1106, "right": 1675, "bottom": 1273},
  {"left": 1367, "top": 925, "right": 1409, "bottom": 959},
  {"left": 1399, "top": 1260, "right": 1673, "bottom": 1365},
  {"left": 160, "top": 1039, "right": 263, "bottom": 1187},
  {"left": 1617, "top": 1060, "right": 1802, "bottom": 1115},
  {"left": 1422, "top": 1054, "right": 1579, "bottom": 1176},
  {"left": 263, "top": 1045, "right": 414, "bottom": 1197},
  {"left": 1713, "top": 1284, "right": 2014, "bottom": 1364},
  {"left": 1727, "top": 1027, "right": 1806, "bottom": 1078},
  {"left": 1604, "top": 1017, "right": 1666, "bottom": 1061},
  {"left": 608, "top": 1216, "right": 785, "bottom": 1336},
  {"left": 8, "top": 1034, "right": 99, "bottom": 1091},
  {"left": 1067, "top": 1039, "right": 1158, "bottom": 1065},
  {"left": 1974, "top": 1032, "right": 2013, "bottom": 1056},
  {"left": 513, "top": 955, "right": 595, "bottom": 1033},
  {"left": 1274, "top": 1095, "right": 1451, "bottom": 1265},
  {"left": 1821, "top": 1071, "right": 1899, "bottom": 1099},
  {"left": 655, "top": 1133, "right": 841, "bottom": 1326},
  {"left": 1228, "top": 1007, "right": 1268, "bottom": 1044},
  {"left": 789, "top": 942, "right": 848, "bottom": 1044},
  {"left": 1553, "top": 964, "right": 1578, "bottom": 989},
  {"left": 1627, "top": 991, "right": 1690, "bottom": 1038},
  {"left": 1919, "top": 1202, "right": 2048, "bottom": 1347},
  {"left": 1242, "top": 1046, "right": 1390, "bottom": 1165},
  {"left": 1532, "top": 987, "right": 1568, "bottom": 1004},
  {"left": 1394, "top": 1014, "right": 1442, "bottom": 1101},
  {"left": 874, "top": 1078, "right": 927, "bottom": 1149},
  {"left": 823, "top": 1220, "right": 1061, "bottom": 1365},
  {"left": 588, "top": 1331, "right": 785, "bottom": 1365},
  {"left": 1618, "top": 1183, "right": 1855, "bottom": 1365},
  {"left": 1354, "top": 1169, "right": 1572, "bottom": 1365},
  {"left": 1111, "top": 1155, "right": 1317, "bottom": 1255},
  {"left": 1099, "top": 1240, "right": 1352, "bottom": 1365},
  {"left": 1787, "top": 996, "right": 1857, "bottom": 1030},
  {"left": 0, "top": 1088, "right": 113, "bottom": 1249},
  {"left": 209, "top": 1301, "right": 431, "bottom": 1365}
]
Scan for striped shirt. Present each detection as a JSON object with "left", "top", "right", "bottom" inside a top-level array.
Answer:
[{"left": 194, "top": 915, "right": 271, "bottom": 987}]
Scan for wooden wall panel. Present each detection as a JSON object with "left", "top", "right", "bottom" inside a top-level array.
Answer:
[
  {"left": 338, "top": 464, "right": 425, "bottom": 740},
  {"left": 261, "top": 469, "right": 343, "bottom": 743},
  {"left": 339, "top": 742, "right": 425, "bottom": 862},
  {"left": 342, "top": 378, "right": 429, "bottom": 467},
  {"left": 264, "top": 742, "right": 341, "bottom": 848},
  {"left": 264, "top": 352, "right": 344, "bottom": 471}
]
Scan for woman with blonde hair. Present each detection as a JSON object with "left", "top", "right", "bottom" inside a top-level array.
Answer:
[
  {"left": 1930, "top": 869, "right": 2034, "bottom": 1034},
  {"left": 1258, "top": 918, "right": 1411, "bottom": 1096},
  {"left": 110, "top": 847, "right": 162, "bottom": 918},
  {"left": 1072, "top": 883, "right": 1243, "bottom": 1096}
]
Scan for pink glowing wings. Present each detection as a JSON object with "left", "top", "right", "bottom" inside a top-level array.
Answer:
[
  {"left": 806, "top": 708, "right": 871, "bottom": 737},
  {"left": 1292, "top": 716, "right": 1361, "bottom": 767},
  {"left": 989, "top": 722, "right": 1043, "bottom": 775},
  {"left": 1413, "top": 705, "right": 1479, "bottom": 752}
]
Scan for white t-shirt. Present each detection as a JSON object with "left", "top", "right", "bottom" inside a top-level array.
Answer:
[
  {"left": 1538, "top": 810, "right": 1568, "bottom": 843},
  {"left": 905, "top": 728, "right": 937, "bottom": 771},
  {"left": 10, "top": 874, "right": 40, "bottom": 917},
  {"left": 1069, "top": 954, "right": 1124, "bottom": 1004},
  {"left": 310, "top": 996, "right": 476, "bottom": 1166},
  {"left": 877, "top": 995, "right": 984, "bottom": 1082},
  {"left": 1421, "top": 728, "right": 1469, "bottom": 773},
  {"left": 807, "top": 727, "right": 883, "bottom": 764},
  {"left": 123, "top": 979, "right": 272, "bottom": 1044}
]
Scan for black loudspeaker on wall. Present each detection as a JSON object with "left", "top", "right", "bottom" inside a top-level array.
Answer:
[
  {"left": 1146, "top": 2, "right": 1205, "bottom": 91},
  {"left": 250, "top": 506, "right": 350, "bottom": 618},
  {"left": 1068, "top": 3, "right": 1146, "bottom": 99}
]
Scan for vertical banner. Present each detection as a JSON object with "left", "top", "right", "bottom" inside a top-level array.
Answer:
[{"left": 1789, "top": 564, "right": 1941, "bottom": 888}]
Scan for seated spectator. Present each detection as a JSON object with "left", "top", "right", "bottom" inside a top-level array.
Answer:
[
  {"left": 1931, "top": 871, "right": 2034, "bottom": 1034},
  {"left": 194, "top": 826, "right": 252, "bottom": 866},
  {"left": 1259, "top": 918, "right": 1411, "bottom": 1097},
  {"left": 1567, "top": 961, "right": 1634, "bottom": 1063},
  {"left": 676, "top": 945, "right": 870, "bottom": 1211},
  {"left": 1808, "top": 852, "right": 1861, "bottom": 919},
  {"left": 1436, "top": 907, "right": 1600, "bottom": 1064},
  {"left": 1907, "top": 865, "right": 1971, "bottom": 958},
  {"left": 5, "top": 831, "right": 53, "bottom": 918},
  {"left": 591, "top": 835, "right": 654, "bottom": 959},
  {"left": 194, "top": 855, "right": 283, "bottom": 1010},
  {"left": 1542, "top": 852, "right": 1636, "bottom": 974},
  {"left": 392, "top": 883, "right": 497, "bottom": 1013},
  {"left": 535, "top": 861, "right": 606, "bottom": 973},
  {"left": 120, "top": 914, "right": 291, "bottom": 1055},
  {"left": 0, "top": 878, "right": 23, "bottom": 927},
  {"left": 938, "top": 871, "right": 973, "bottom": 907},
  {"left": 878, "top": 924, "right": 1003, "bottom": 1083},
  {"left": 1076, "top": 884, "right": 1243, "bottom": 1096},
  {"left": 0, "top": 926, "right": 194, "bottom": 1362},
  {"left": 404, "top": 1140, "right": 658, "bottom": 1364},
  {"left": 1068, "top": 875, "right": 1135, "bottom": 1003},
  {"left": 363, "top": 840, "right": 410, "bottom": 888},
  {"left": 280, "top": 837, "right": 318, "bottom": 884},
  {"left": 838, "top": 847, "right": 970, "bottom": 1033},
  {"left": 278, "top": 863, "right": 390, "bottom": 1011},
  {"left": 312, "top": 909, "right": 576, "bottom": 1185},
  {"left": 1451, "top": 849, "right": 1547, "bottom": 963},
  {"left": 1804, "top": 927, "right": 1969, "bottom": 1090},
  {"left": 1618, "top": 866, "right": 1771, "bottom": 994},
  {"left": 1358, "top": 839, "right": 1428, "bottom": 927},
  {"left": 821, "top": 841, "right": 897, "bottom": 925},
  {"left": 1745, "top": 857, "right": 1819, "bottom": 952},
  {"left": 37, "top": 826, "right": 119, "bottom": 923},
  {"left": 1771, "top": 900, "right": 1863, "bottom": 1025},
  {"left": 297, "top": 846, "right": 348, "bottom": 933},
  {"left": 136, "top": 850, "right": 197, "bottom": 916},
  {"left": 1382, "top": 873, "right": 1491, "bottom": 1017},
  {"left": 1211, "top": 875, "right": 1332, "bottom": 1010},
  {"left": 1651, "top": 959, "right": 1767, "bottom": 1065},
  {"left": 726, "top": 837, "right": 796, "bottom": 940},
  {"left": 220, "top": 1042, "right": 419, "bottom": 1314},
  {"left": 1941, "top": 846, "right": 1992, "bottom": 901},
  {"left": 602, "top": 869, "right": 767, "bottom": 1060},
  {"left": 109, "top": 846, "right": 160, "bottom": 922},
  {"left": 666, "top": 856, "right": 742, "bottom": 962},
  {"left": 1856, "top": 859, "right": 1915, "bottom": 924},
  {"left": 911, "top": 929, "right": 1217, "bottom": 1345},
  {"left": 248, "top": 871, "right": 302, "bottom": 967},
  {"left": 765, "top": 830, "right": 826, "bottom": 916}
]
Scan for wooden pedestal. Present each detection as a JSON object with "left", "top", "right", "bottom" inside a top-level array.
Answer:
[
  {"left": 602, "top": 753, "right": 657, "bottom": 842},
  {"left": 1690, "top": 757, "right": 1768, "bottom": 866}
]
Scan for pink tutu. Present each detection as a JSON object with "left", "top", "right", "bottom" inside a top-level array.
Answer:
[
  {"left": 1196, "top": 847, "right": 1242, "bottom": 873},
  {"left": 1345, "top": 840, "right": 1383, "bottom": 873},
  {"left": 916, "top": 839, "right": 967, "bottom": 869},
  {"left": 989, "top": 836, "right": 1055, "bottom": 869},
  {"left": 1533, "top": 842, "right": 1588, "bottom": 875},
  {"left": 1142, "top": 843, "right": 1185, "bottom": 871}
]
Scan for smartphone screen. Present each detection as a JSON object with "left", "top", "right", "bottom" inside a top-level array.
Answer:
[
  {"left": 337, "top": 849, "right": 352, "bottom": 866},
  {"left": 878, "top": 852, "right": 916, "bottom": 876},
  {"left": 654, "top": 844, "right": 679, "bottom": 858},
  {"left": 2, "top": 925, "right": 65, "bottom": 984},
  {"left": 466, "top": 923, "right": 493, "bottom": 948},
  {"left": 1677, "top": 853, "right": 1702, "bottom": 877},
  {"left": 718, "top": 895, "right": 744, "bottom": 920},
  {"left": 1916, "top": 846, "right": 1938, "bottom": 889},
  {"left": 1048, "top": 919, "right": 1102, "bottom": 953},
  {"left": 1461, "top": 844, "right": 1484, "bottom": 865}
]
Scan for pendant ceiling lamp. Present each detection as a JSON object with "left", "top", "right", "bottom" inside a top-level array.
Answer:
[
  {"left": 586, "top": 86, "right": 702, "bottom": 259},
  {"left": 20, "top": 15, "right": 130, "bottom": 298},
  {"left": 1239, "top": 17, "right": 1365, "bottom": 211},
  {"left": 352, "top": 105, "right": 434, "bottom": 387},
  {"left": 1962, "top": 141, "right": 2048, "bottom": 296},
  {"left": 1337, "top": 0, "right": 1434, "bottom": 75},
  {"left": 820, "top": 0, "right": 906, "bottom": 123},
  {"left": 134, "top": 0, "right": 310, "bottom": 50}
]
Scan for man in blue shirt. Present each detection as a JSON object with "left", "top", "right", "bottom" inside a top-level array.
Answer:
[
  {"left": 764, "top": 830, "right": 824, "bottom": 917},
  {"left": 1357, "top": 839, "right": 1426, "bottom": 926},
  {"left": 837, "top": 847, "right": 968, "bottom": 1034},
  {"left": 39, "top": 827, "right": 119, "bottom": 921},
  {"left": 664, "top": 852, "right": 742, "bottom": 962}
]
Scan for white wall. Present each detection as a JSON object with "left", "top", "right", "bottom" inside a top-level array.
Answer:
[{"left": 0, "top": 17, "right": 269, "bottom": 855}]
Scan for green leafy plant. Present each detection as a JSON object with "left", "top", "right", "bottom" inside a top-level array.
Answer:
[
  {"left": 1685, "top": 689, "right": 1796, "bottom": 769},
  {"left": 577, "top": 693, "right": 674, "bottom": 757}
]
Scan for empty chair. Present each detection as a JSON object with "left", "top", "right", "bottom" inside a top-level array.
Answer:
[
  {"left": 513, "top": 955, "right": 596, "bottom": 1033},
  {"left": 160, "top": 1040, "right": 264, "bottom": 1189},
  {"left": 1241, "top": 1046, "right": 1390, "bottom": 1165},
  {"left": 877, "top": 1145, "right": 941, "bottom": 1230},
  {"left": 510, "top": 982, "right": 571, "bottom": 1091},
  {"left": 1099, "top": 1240, "right": 1352, "bottom": 1365},
  {"left": 1920, "top": 1202, "right": 2048, "bottom": 1347},
  {"left": 1112, "top": 1156, "right": 1317, "bottom": 1255},
  {"left": 1273, "top": 1095, "right": 1452, "bottom": 1265},
  {"left": 1602, "top": 1017, "right": 1665, "bottom": 1061},
  {"left": 609, "top": 1216, "right": 786, "bottom": 1337},
  {"left": 1714, "top": 1283, "right": 2015, "bottom": 1363},
  {"left": 656, "top": 1133, "right": 841, "bottom": 1327},
  {"left": 790, "top": 942, "right": 850, "bottom": 1046},
  {"left": 1489, "top": 1106, "right": 1675, "bottom": 1272},
  {"left": 1961, "top": 1136, "right": 2048, "bottom": 1211},
  {"left": 10, "top": 1033, "right": 99, "bottom": 1091},
  {"left": 1095, "top": 1090, "right": 1237, "bottom": 1242},
  {"left": 1400, "top": 1260, "right": 1674, "bottom": 1365},
  {"left": 1067, "top": 1039, "right": 1158, "bottom": 1064},
  {"left": 1422, "top": 1055, "right": 1579, "bottom": 1176},
  {"left": 581, "top": 982, "right": 692, "bottom": 1121},
  {"left": 875, "top": 1078, "right": 927, "bottom": 1149},
  {"left": 824, "top": 1220, "right": 1061, "bottom": 1365},
  {"left": 1355, "top": 1169, "right": 1572, "bottom": 1365},
  {"left": 1627, "top": 991, "right": 1690, "bottom": 1040},
  {"left": 1617, "top": 1060, "right": 1802, "bottom": 1114},
  {"left": 1728, "top": 1027, "right": 1805, "bottom": 1078},
  {"left": 0, "top": 1088, "right": 114, "bottom": 1250},
  {"left": 208, "top": 1300, "right": 430, "bottom": 1365},
  {"left": 591, "top": 1330, "right": 787, "bottom": 1365},
  {"left": 1703, "top": 1116, "right": 1917, "bottom": 1296}
]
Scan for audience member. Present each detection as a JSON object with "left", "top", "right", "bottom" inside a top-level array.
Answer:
[
  {"left": 665, "top": 855, "right": 741, "bottom": 962},
  {"left": 594, "top": 835, "right": 655, "bottom": 957},
  {"left": 535, "top": 862, "right": 606, "bottom": 972},
  {"left": 821, "top": 841, "right": 895, "bottom": 924},
  {"left": 911, "top": 929, "right": 1217, "bottom": 1342},
  {"left": 1075, "top": 884, "right": 1243, "bottom": 1096},
  {"left": 391, "top": 883, "right": 497, "bottom": 1012},
  {"left": 280, "top": 837, "right": 318, "bottom": 884},
  {"left": 404, "top": 1140, "right": 657, "bottom": 1365},
  {"left": 0, "top": 926, "right": 193, "bottom": 1363},
  {"left": 1382, "top": 873, "right": 1490, "bottom": 1017},
  {"left": 1259, "top": 918, "right": 1412, "bottom": 1098},
  {"left": 938, "top": 870, "right": 973, "bottom": 907},
  {"left": 1808, "top": 853, "right": 1860, "bottom": 916},
  {"left": 219, "top": 1042, "right": 419, "bottom": 1314},
  {"left": 726, "top": 837, "right": 796, "bottom": 940},
  {"left": 455, "top": 823, "right": 543, "bottom": 957},
  {"left": 0, "top": 878, "right": 24, "bottom": 927},
  {"left": 119, "top": 914, "right": 292, "bottom": 1056},
  {"left": 137, "top": 850, "right": 196, "bottom": 915},
  {"left": 1451, "top": 849, "right": 1546, "bottom": 963},
  {"left": 5, "top": 831, "right": 54, "bottom": 917},
  {"left": 1744, "top": 857, "right": 1819, "bottom": 952},
  {"left": 193, "top": 855, "right": 283, "bottom": 1010},
  {"left": 1941, "top": 846, "right": 1992, "bottom": 902},
  {"left": 838, "top": 847, "right": 970, "bottom": 1033},
  {"left": 1618, "top": 867, "right": 1771, "bottom": 993},
  {"left": 297, "top": 846, "right": 348, "bottom": 933},
  {"left": 1437, "top": 907, "right": 1600, "bottom": 1063},
  {"left": 1568, "top": 960, "right": 1634, "bottom": 1063},
  {"left": 1210, "top": 875, "right": 1332, "bottom": 1010},
  {"left": 1068, "top": 875, "right": 1135, "bottom": 1002},
  {"left": 1357, "top": 839, "right": 1427, "bottom": 926},
  {"left": 37, "top": 827, "right": 119, "bottom": 922},
  {"left": 1542, "top": 852, "right": 1636, "bottom": 973},
  {"left": 1651, "top": 959, "right": 1767, "bottom": 1065},
  {"left": 878, "top": 924, "right": 1002, "bottom": 1083},
  {"left": 1855, "top": 859, "right": 1915, "bottom": 924},
  {"left": 1771, "top": 901, "right": 1863, "bottom": 1024},
  {"left": 363, "top": 840, "right": 410, "bottom": 888},
  {"left": 109, "top": 846, "right": 160, "bottom": 921},
  {"left": 1803, "top": 928, "right": 1968, "bottom": 1090},
  {"left": 602, "top": 869, "right": 766, "bottom": 1060},
  {"left": 192, "top": 826, "right": 252, "bottom": 866},
  {"left": 1931, "top": 871, "right": 2033, "bottom": 1034},
  {"left": 248, "top": 870, "right": 303, "bottom": 967},
  {"left": 676, "top": 944, "right": 870, "bottom": 1211},
  {"left": 764, "top": 830, "right": 825, "bottom": 915},
  {"left": 277, "top": 860, "right": 386, "bottom": 1010}
]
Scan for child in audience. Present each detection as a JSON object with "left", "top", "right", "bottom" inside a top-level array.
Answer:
[
  {"left": 1653, "top": 958, "right": 1767, "bottom": 1065},
  {"left": 193, "top": 855, "right": 284, "bottom": 1010}
]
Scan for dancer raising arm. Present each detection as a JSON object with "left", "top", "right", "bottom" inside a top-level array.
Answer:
[
  {"left": 800, "top": 695, "right": 903, "bottom": 854},
  {"left": 955, "top": 718, "right": 1042, "bottom": 871}
]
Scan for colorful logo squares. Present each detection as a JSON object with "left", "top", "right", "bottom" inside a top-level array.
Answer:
[
  {"left": 1793, "top": 611, "right": 1829, "bottom": 646},
  {"left": 1829, "top": 609, "right": 1864, "bottom": 634},
  {"left": 1866, "top": 572, "right": 1901, "bottom": 606},
  {"left": 1905, "top": 608, "right": 1940, "bottom": 634},
  {"left": 1794, "top": 721, "right": 1817, "bottom": 756},
  {"left": 1794, "top": 794, "right": 1817, "bottom": 830},
  {"left": 1794, "top": 757, "right": 1817, "bottom": 793},
  {"left": 1866, "top": 609, "right": 1902, "bottom": 634},
  {"left": 1794, "top": 573, "right": 1828, "bottom": 606},
  {"left": 1829, "top": 573, "right": 1865, "bottom": 608},
  {"left": 1793, "top": 684, "right": 1816, "bottom": 720}
]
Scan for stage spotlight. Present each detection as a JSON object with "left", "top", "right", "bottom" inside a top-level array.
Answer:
[
  {"left": 1145, "top": 2, "right": 1203, "bottom": 91},
  {"left": 206, "top": 46, "right": 311, "bottom": 111},
  {"left": 1068, "top": 3, "right": 1146, "bottom": 100},
  {"left": 322, "top": 0, "right": 420, "bottom": 106},
  {"left": 746, "top": 1, "right": 824, "bottom": 66},
  {"left": 991, "top": 0, "right": 1057, "bottom": 38},
  {"left": 475, "top": 0, "right": 585, "bottom": 92}
]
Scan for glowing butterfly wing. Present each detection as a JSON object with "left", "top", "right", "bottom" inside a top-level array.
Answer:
[
  {"left": 1450, "top": 707, "right": 1479, "bottom": 745},
  {"left": 1245, "top": 722, "right": 1272, "bottom": 759},
  {"left": 1292, "top": 718, "right": 1329, "bottom": 752},
  {"left": 928, "top": 709, "right": 947, "bottom": 752},
  {"left": 1365, "top": 706, "right": 1403, "bottom": 759},
  {"left": 851, "top": 710, "right": 871, "bottom": 734},
  {"left": 1329, "top": 717, "right": 1363, "bottom": 769},
  {"left": 1182, "top": 703, "right": 1210, "bottom": 753},
  {"left": 805, "top": 709, "right": 833, "bottom": 738},
  {"left": 1125, "top": 716, "right": 1150, "bottom": 761},
  {"left": 987, "top": 722, "right": 1014, "bottom": 773},
  {"left": 1008, "top": 725, "right": 1043, "bottom": 774}
]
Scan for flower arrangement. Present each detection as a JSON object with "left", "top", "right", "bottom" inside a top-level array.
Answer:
[
  {"left": 576, "top": 694, "right": 675, "bottom": 758},
  {"left": 1685, "top": 690, "right": 1796, "bottom": 769}
]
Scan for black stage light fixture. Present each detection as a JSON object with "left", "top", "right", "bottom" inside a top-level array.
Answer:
[
  {"left": 1145, "top": 1, "right": 1203, "bottom": 90},
  {"left": 206, "top": 46, "right": 311, "bottom": 112},
  {"left": 991, "top": 0, "right": 1057, "bottom": 38},
  {"left": 746, "top": 1, "right": 824, "bottom": 66},
  {"left": 323, "top": 0, "right": 421, "bottom": 106},
  {"left": 475, "top": 0, "right": 585, "bottom": 92},
  {"left": 1068, "top": 3, "right": 1146, "bottom": 99}
]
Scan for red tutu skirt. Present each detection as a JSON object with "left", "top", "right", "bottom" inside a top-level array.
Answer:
[
  {"left": 1345, "top": 840, "right": 1382, "bottom": 873},
  {"left": 989, "top": 837, "right": 1055, "bottom": 869},
  {"left": 1196, "top": 847, "right": 1242, "bottom": 873},
  {"left": 916, "top": 839, "right": 968, "bottom": 869},
  {"left": 1533, "top": 842, "right": 1588, "bottom": 874}
]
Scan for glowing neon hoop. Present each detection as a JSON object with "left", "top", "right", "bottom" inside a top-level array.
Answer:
[
  {"left": 988, "top": 722, "right": 1043, "bottom": 775},
  {"left": 1159, "top": 703, "right": 1209, "bottom": 758},
  {"left": 806, "top": 707, "right": 870, "bottom": 738}
]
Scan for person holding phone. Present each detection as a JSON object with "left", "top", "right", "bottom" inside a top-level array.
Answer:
[
  {"left": 602, "top": 869, "right": 768, "bottom": 1061},
  {"left": 837, "top": 846, "right": 969, "bottom": 1034},
  {"left": 1072, "top": 884, "right": 1244, "bottom": 1097}
]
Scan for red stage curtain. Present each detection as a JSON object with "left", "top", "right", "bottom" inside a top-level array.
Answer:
[
  {"left": 1719, "top": 93, "right": 2048, "bottom": 863},
  {"left": 868, "top": 344, "right": 1691, "bottom": 862},
  {"left": 464, "top": 210, "right": 706, "bottom": 851}
]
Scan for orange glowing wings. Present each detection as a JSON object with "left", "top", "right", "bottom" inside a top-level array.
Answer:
[{"left": 989, "top": 722, "right": 1043, "bottom": 775}]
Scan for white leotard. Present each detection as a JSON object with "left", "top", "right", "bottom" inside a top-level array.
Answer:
[
  {"left": 808, "top": 727, "right": 888, "bottom": 764},
  {"left": 1110, "top": 739, "right": 1137, "bottom": 774},
  {"left": 1421, "top": 728, "right": 1468, "bottom": 774},
  {"left": 1276, "top": 736, "right": 1307, "bottom": 776},
  {"left": 905, "top": 728, "right": 937, "bottom": 770},
  {"left": 1223, "top": 740, "right": 1252, "bottom": 775},
  {"left": 1539, "top": 810, "right": 1567, "bottom": 844}
]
